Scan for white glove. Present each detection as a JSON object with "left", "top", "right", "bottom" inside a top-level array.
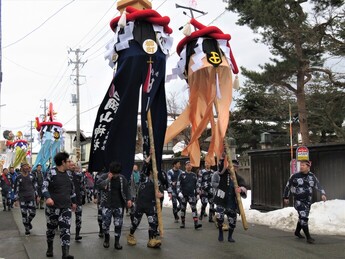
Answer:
[{"left": 178, "top": 192, "right": 183, "bottom": 199}]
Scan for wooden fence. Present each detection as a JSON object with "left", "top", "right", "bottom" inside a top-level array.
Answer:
[{"left": 248, "top": 143, "right": 345, "bottom": 211}]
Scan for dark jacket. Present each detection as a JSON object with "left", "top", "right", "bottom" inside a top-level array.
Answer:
[
  {"left": 283, "top": 171, "right": 326, "bottom": 205},
  {"left": 212, "top": 170, "right": 246, "bottom": 208},
  {"left": 1, "top": 173, "right": 12, "bottom": 194},
  {"left": 42, "top": 168, "right": 77, "bottom": 208},
  {"left": 176, "top": 171, "right": 200, "bottom": 197},
  {"left": 14, "top": 173, "right": 38, "bottom": 202},
  {"left": 97, "top": 173, "right": 131, "bottom": 208}
]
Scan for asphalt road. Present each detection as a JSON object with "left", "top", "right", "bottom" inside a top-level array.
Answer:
[{"left": 1, "top": 201, "right": 344, "bottom": 259}]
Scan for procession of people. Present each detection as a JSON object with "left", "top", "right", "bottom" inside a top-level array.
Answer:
[{"left": 0, "top": 146, "right": 330, "bottom": 259}]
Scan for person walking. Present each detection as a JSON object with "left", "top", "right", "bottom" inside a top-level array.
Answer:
[
  {"left": 167, "top": 160, "right": 182, "bottom": 222},
  {"left": 14, "top": 162, "right": 38, "bottom": 236},
  {"left": 127, "top": 156, "right": 163, "bottom": 248},
  {"left": 93, "top": 170, "right": 105, "bottom": 238},
  {"left": 212, "top": 158, "right": 247, "bottom": 243},
  {"left": 8, "top": 166, "right": 18, "bottom": 208},
  {"left": 97, "top": 161, "right": 132, "bottom": 250},
  {"left": 1, "top": 167, "right": 12, "bottom": 211},
  {"left": 84, "top": 169, "right": 94, "bottom": 203},
  {"left": 70, "top": 162, "right": 86, "bottom": 241},
  {"left": 176, "top": 160, "right": 202, "bottom": 230},
  {"left": 42, "top": 151, "right": 76, "bottom": 259},
  {"left": 198, "top": 161, "right": 215, "bottom": 222},
  {"left": 32, "top": 163, "right": 45, "bottom": 209},
  {"left": 129, "top": 164, "right": 140, "bottom": 218},
  {"left": 283, "top": 160, "right": 327, "bottom": 244}
]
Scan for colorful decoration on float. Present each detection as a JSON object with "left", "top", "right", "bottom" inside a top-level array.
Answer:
[
  {"left": 2, "top": 130, "right": 29, "bottom": 168},
  {"left": 165, "top": 18, "right": 239, "bottom": 167},
  {"left": 32, "top": 102, "right": 64, "bottom": 172},
  {"left": 89, "top": 3, "right": 173, "bottom": 180}
]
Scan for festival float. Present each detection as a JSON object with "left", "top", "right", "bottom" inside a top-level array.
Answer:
[
  {"left": 89, "top": 0, "right": 173, "bottom": 179},
  {"left": 165, "top": 18, "right": 239, "bottom": 167},
  {"left": 2, "top": 130, "right": 29, "bottom": 168},
  {"left": 32, "top": 102, "right": 64, "bottom": 172}
]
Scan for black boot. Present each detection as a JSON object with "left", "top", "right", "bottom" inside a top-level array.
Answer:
[
  {"left": 180, "top": 218, "right": 185, "bottom": 229},
  {"left": 75, "top": 228, "right": 82, "bottom": 241},
  {"left": 46, "top": 241, "right": 53, "bottom": 257},
  {"left": 173, "top": 212, "right": 179, "bottom": 223},
  {"left": 208, "top": 209, "right": 214, "bottom": 222},
  {"left": 103, "top": 234, "right": 110, "bottom": 248},
  {"left": 218, "top": 226, "right": 224, "bottom": 242},
  {"left": 302, "top": 226, "right": 315, "bottom": 244},
  {"left": 114, "top": 236, "right": 122, "bottom": 250},
  {"left": 294, "top": 222, "right": 305, "bottom": 239},
  {"left": 62, "top": 245, "right": 74, "bottom": 259},
  {"left": 194, "top": 220, "right": 202, "bottom": 230},
  {"left": 98, "top": 224, "right": 104, "bottom": 238},
  {"left": 228, "top": 228, "right": 235, "bottom": 242}
]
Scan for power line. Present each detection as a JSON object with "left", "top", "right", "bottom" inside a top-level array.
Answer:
[
  {"left": 74, "top": 0, "right": 118, "bottom": 49},
  {"left": 155, "top": 0, "right": 169, "bottom": 10},
  {"left": 63, "top": 104, "right": 99, "bottom": 126},
  {"left": 43, "top": 64, "right": 70, "bottom": 101},
  {"left": 3, "top": 0, "right": 76, "bottom": 49},
  {"left": 207, "top": 9, "right": 227, "bottom": 26},
  {"left": 3, "top": 56, "right": 56, "bottom": 77}
]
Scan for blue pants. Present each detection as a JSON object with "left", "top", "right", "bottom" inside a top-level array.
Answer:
[
  {"left": 45, "top": 207, "right": 72, "bottom": 246},
  {"left": 19, "top": 200, "right": 36, "bottom": 230},
  {"left": 130, "top": 206, "right": 158, "bottom": 237},
  {"left": 294, "top": 200, "right": 311, "bottom": 227},
  {"left": 216, "top": 206, "right": 237, "bottom": 229},
  {"left": 180, "top": 195, "right": 198, "bottom": 220},
  {"left": 102, "top": 207, "right": 124, "bottom": 237},
  {"left": 74, "top": 205, "right": 83, "bottom": 229}
]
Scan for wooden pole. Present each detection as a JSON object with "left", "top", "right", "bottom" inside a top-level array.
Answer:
[
  {"left": 147, "top": 109, "right": 164, "bottom": 236},
  {"left": 224, "top": 139, "right": 249, "bottom": 230},
  {"left": 289, "top": 104, "right": 293, "bottom": 160},
  {"left": 212, "top": 85, "right": 248, "bottom": 230}
]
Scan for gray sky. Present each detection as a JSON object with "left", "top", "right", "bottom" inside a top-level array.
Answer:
[{"left": 1, "top": 0, "right": 270, "bottom": 150}]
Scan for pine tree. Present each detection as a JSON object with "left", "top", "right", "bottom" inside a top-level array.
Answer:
[{"left": 224, "top": 0, "right": 345, "bottom": 144}]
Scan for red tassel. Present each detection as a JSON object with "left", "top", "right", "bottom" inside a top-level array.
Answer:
[{"left": 143, "top": 63, "right": 152, "bottom": 93}]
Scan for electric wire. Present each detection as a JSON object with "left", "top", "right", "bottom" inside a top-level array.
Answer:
[
  {"left": 3, "top": 56, "right": 56, "bottom": 78},
  {"left": 73, "top": 0, "right": 117, "bottom": 49},
  {"left": 3, "top": 0, "right": 76, "bottom": 49}
]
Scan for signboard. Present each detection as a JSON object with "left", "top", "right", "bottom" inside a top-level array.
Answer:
[{"left": 296, "top": 146, "right": 309, "bottom": 161}]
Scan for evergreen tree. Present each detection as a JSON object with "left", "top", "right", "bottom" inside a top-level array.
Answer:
[
  {"left": 224, "top": 0, "right": 345, "bottom": 144},
  {"left": 230, "top": 82, "right": 295, "bottom": 152}
]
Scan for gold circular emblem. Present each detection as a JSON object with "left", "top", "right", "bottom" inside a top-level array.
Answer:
[{"left": 143, "top": 39, "right": 158, "bottom": 54}]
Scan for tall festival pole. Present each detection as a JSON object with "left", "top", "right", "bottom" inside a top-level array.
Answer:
[
  {"left": 147, "top": 109, "right": 164, "bottom": 236},
  {"left": 289, "top": 104, "right": 293, "bottom": 160},
  {"left": 215, "top": 99, "right": 248, "bottom": 230},
  {"left": 224, "top": 138, "right": 249, "bottom": 230}
]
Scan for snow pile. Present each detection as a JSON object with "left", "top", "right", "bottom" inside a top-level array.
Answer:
[{"left": 163, "top": 191, "right": 345, "bottom": 236}]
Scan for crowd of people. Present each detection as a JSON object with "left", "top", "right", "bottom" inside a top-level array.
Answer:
[{"left": 0, "top": 151, "right": 327, "bottom": 258}]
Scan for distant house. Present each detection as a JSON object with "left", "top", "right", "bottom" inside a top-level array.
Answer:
[{"left": 64, "top": 130, "right": 91, "bottom": 166}]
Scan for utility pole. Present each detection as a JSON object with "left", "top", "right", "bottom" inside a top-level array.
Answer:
[
  {"left": 0, "top": 0, "right": 3, "bottom": 133},
  {"left": 25, "top": 121, "right": 34, "bottom": 165},
  {"left": 68, "top": 48, "right": 87, "bottom": 162},
  {"left": 40, "top": 98, "right": 48, "bottom": 120}
]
